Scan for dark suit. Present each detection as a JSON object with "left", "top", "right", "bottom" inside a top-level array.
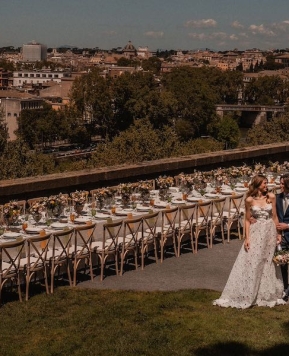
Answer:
[{"left": 276, "top": 192, "right": 289, "bottom": 291}]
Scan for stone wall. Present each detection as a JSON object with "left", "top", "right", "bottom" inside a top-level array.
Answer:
[{"left": 1, "top": 142, "right": 288, "bottom": 203}]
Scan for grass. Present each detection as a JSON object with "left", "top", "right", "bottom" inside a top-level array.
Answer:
[{"left": 0, "top": 288, "right": 288, "bottom": 356}]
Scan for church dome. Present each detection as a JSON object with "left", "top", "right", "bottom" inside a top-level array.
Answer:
[{"left": 123, "top": 41, "right": 136, "bottom": 52}]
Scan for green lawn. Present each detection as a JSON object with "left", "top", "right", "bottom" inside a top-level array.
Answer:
[{"left": 0, "top": 288, "right": 288, "bottom": 356}]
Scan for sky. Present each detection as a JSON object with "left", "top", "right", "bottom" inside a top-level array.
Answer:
[{"left": 1, "top": 0, "right": 289, "bottom": 51}]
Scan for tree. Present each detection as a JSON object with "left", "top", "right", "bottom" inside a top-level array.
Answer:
[
  {"left": 69, "top": 68, "right": 114, "bottom": 138},
  {"left": 89, "top": 118, "right": 222, "bottom": 168},
  {"left": 117, "top": 57, "right": 140, "bottom": 67},
  {"left": 244, "top": 76, "right": 289, "bottom": 105},
  {"left": 161, "top": 66, "right": 219, "bottom": 139},
  {"left": 247, "top": 113, "right": 289, "bottom": 145},
  {"left": 141, "top": 57, "right": 162, "bottom": 75},
  {"left": 263, "top": 55, "right": 285, "bottom": 70},
  {"left": 208, "top": 115, "right": 241, "bottom": 149},
  {"left": 16, "top": 104, "right": 73, "bottom": 148},
  {"left": 112, "top": 71, "right": 160, "bottom": 132}
]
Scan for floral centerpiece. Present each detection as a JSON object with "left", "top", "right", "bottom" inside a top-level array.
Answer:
[
  {"left": 3, "top": 201, "right": 21, "bottom": 226},
  {"left": 253, "top": 163, "right": 266, "bottom": 175},
  {"left": 156, "top": 175, "right": 174, "bottom": 190},
  {"left": 94, "top": 188, "right": 115, "bottom": 210},
  {"left": 273, "top": 249, "right": 289, "bottom": 266},
  {"left": 137, "top": 181, "right": 152, "bottom": 202},
  {"left": 44, "top": 193, "right": 68, "bottom": 218},
  {"left": 178, "top": 173, "right": 194, "bottom": 192},
  {"left": 70, "top": 190, "right": 87, "bottom": 215},
  {"left": 156, "top": 175, "right": 174, "bottom": 200},
  {"left": 29, "top": 200, "right": 46, "bottom": 225},
  {"left": 268, "top": 161, "right": 282, "bottom": 174},
  {"left": 118, "top": 183, "right": 134, "bottom": 207}
]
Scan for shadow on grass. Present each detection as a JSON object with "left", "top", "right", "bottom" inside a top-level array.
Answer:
[
  {"left": 194, "top": 341, "right": 289, "bottom": 356},
  {"left": 194, "top": 321, "right": 289, "bottom": 356}
]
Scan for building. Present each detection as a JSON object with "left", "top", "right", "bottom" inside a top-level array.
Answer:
[
  {"left": 0, "top": 91, "right": 44, "bottom": 140},
  {"left": 275, "top": 54, "right": 289, "bottom": 67},
  {"left": 122, "top": 41, "right": 137, "bottom": 59},
  {"left": 13, "top": 70, "right": 71, "bottom": 88},
  {"left": 0, "top": 68, "right": 10, "bottom": 89},
  {"left": 22, "top": 41, "right": 47, "bottom": 62}
]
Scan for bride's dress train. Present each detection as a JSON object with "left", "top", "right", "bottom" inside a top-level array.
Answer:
[{"left": 213, "top": 204, "right": 285, "bottom": 309}]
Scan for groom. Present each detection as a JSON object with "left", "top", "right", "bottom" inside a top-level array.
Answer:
[{"left": 276, "top": 173, "right": 289, "bottom": 301}]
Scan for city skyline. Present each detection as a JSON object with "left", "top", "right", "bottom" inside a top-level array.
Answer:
[{"left": 1, "top": 0, "right": 289, "bottom": 51}]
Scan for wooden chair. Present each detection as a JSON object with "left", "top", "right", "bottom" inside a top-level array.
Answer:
[
  {"left": 0, "top": 238, "right": 25, "bottom": 304},
  {"left": 155, "top": 206, "right": 179, "bottom": 262},
  {"left": 91, "top": 220, "right": 123, "bottom": 281},
  {"left": 223, "top": 194, "right": 244, "bottom": 242},
  {"left": 27, "top": 197, "right": 46, "bottom": 207},
  {"left": 119, "top": 216, "right": 143, "bottom": 275},
  {"left": 20, "top": 233, "right": 51, "bottom": 301},
  {"left": 176, "top": 203, "right": 197, "bottom": 256},
  {"left": 46, "top": 228, "right": 74, "bottom": 293},
  {"left": 71, "top": 223, "right": 96, "bottom": 286},
  {"left": 209, "top": 197, "right": 226, "bottom": 247},
  {"left": 16, "top": 200, "right": 27, "bottom": 215},
  {"left": 193, "top": 200, "right": 212, "bottom": 253},
  {"left": 139, "top": 211, "right": 160, "bottom": 269}
]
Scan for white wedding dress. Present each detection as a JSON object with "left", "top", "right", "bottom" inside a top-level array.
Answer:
[{"left": 213, "top": 204, "right": 286, "bottom": 309}]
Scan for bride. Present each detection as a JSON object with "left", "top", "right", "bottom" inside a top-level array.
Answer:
[{"left": 213, "top": 174, "right": 286, "bottom": 309}]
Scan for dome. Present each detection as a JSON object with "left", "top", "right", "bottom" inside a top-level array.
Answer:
[{"left": 123, "top": 41, "right": 136, "bottom": 52}]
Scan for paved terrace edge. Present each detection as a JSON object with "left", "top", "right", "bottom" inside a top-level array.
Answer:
[{"left": 0, "top": 142, "right": 288, "bottom": 198}]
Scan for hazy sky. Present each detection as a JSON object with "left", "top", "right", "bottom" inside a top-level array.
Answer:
[{"left": 1, "top": 0, "right": 289, "bottom": 51}]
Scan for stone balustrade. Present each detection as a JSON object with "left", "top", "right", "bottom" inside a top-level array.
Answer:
[{"left": 0, "top": 142, "right": 288, "bottom": 203}]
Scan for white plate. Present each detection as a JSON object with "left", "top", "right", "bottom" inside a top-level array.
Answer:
[
  {"left": 115, "top": 210, "right": 133, "bottom": 216},
  {"left": 171, "top": 200, "right": 186, "bottom": 205},
  {"left": 221, "top": 190, "right": 233, "bottom": 195},
  {"left": 3, "top": 232, "right": 21, "bottom": 239},
  {"left": 235, "top": 187, "right": 248, "bottom": 192},
  {"left": 137, "top": 206, "right": 151, "bottom": 212},
  {"left": 204, "top": 193, "right": 220, "bottom": 198},
  {"left": 74, "top": 217, "right": 91, "bottom": 224},
  {"left": 153, "top": 202, "right": 168, "bottom": 208},
  {"left": 186, "top": 197, "right": 202, "bottom": 202},
  {"left": 25, "top": 227, "right": 43, "bottom": 234},
  {"left": 51, "top": 222, "right": 68, "bottom": 230},
  {"left": 94, "top": 213, "right": 111, "bottom": 220}
]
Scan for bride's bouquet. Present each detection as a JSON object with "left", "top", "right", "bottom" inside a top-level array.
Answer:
[{"left": 273, "top": 248, "right": 289, "bottom": 266}]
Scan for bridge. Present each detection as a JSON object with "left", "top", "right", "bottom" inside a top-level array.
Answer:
[{"left": 215, "top": 104, "right": 286, "bottom": 126}]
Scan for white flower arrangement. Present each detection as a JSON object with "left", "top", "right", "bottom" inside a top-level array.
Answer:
[{"left": 273, "top": 249, "right": 289, "bottom": 266}]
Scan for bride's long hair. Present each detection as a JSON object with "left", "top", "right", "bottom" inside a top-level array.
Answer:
[{"left": 246, "top": 174, "right": 268, "bottom": 199}]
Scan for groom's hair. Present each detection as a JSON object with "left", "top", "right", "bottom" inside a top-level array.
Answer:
[{"left": 282, "top": 175, "right": 289, "bottom": 191}]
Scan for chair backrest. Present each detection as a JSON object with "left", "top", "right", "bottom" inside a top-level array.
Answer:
[
  {"left": 272, "top": 185, "right": 281, "bottom": 194},
  {"left": 27, "top": 197, "right": 46, "bottom": 207},
  {"left": 179, "top": 203, "right": 197, "bottom": 232},
  {"left": 122, "top": 216, "right": 143, "bottom": 247},
  {"left": 50, "top": 228, "right": 74, "bottom": 263},
  {"left": 142, "top": 211, "right": 160, "bottom": 239},
  {"left": 196, "top": 201, "right": 211, "bottom": 228},
  {"left": 16, "top": 200, "right": 27, "bottom": 215},
  {"left": 0, "top": 239, "right": 25, "bottom": 279},
  {"left": 102, "top": 220, "right": 123, "bottom": 251},
  {"left": 26, "top": 233, "right": 51, "bottom": 271},
  {"left": 90, "top": 189, "right": 99, "bottom": 197},
  {"left": 228, "top": 194, "right": 244, "bottom": 219},
  {"left": 161, "top": 206, "right": 178, "bottom": 235},
  {"left": 211, "top": 197, "right": 226, "bottom": 225},
  {"left": 73, "top": 223, "right": 96, "bottom": 256}
]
